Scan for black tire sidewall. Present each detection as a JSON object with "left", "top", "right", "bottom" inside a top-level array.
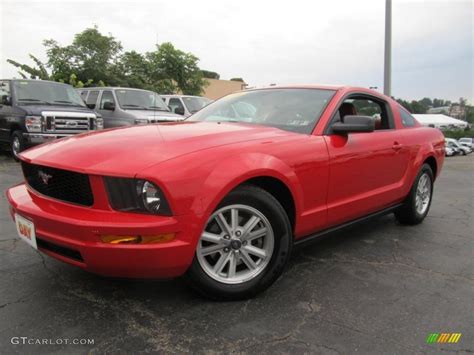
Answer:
[
  {"left": 396, "top": 164, "right": 434, "bottom": 224},
  {"left": 412, "top": 165, "right": 434, "bottom": 220},
  {"left": 11, "top": 131, "right": 24, "bottom": 162},
  {"left": 186, "top": 185, "right": 292, "bottom": 300}
]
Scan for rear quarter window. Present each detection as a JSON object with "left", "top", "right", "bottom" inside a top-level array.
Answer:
[{"left": 399, "top": 107, "right": 417, "bottom": 127}]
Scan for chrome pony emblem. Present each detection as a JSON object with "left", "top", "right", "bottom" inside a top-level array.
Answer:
[{"left": 38, "top": 170, "right": 53, "bottom": 185}]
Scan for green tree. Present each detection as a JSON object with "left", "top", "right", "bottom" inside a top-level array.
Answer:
[
  {"left": 419, "top": 97, "right": 432, "bottom": 108},
  {"left": 147, "top": 43, "right": 208, "bottom": 95},
  {"left": 410, "top": 100, "right": 428, "bottom": 114},
  {"left": 201, "top": 70, "right": 220, "bottom": 79},
  {"left": 44, "top": 26, "right": 122, "bottom": 85},
  {"left": 8, "top": 26, "right": 211, "bottom": 95},
  {"left": 7, "top": 54, "right": 50, "bottom": 80},
  {"left": 230, "top": 77, "right": 244, "bottom": 82}
]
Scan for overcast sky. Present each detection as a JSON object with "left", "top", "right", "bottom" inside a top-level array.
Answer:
[{"left": 1, "top": 0, "right": 472, "bottom": 102}]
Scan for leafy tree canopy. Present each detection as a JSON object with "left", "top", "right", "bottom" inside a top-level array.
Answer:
[{"left": 8, "top": 26, "right": 209, "bottom": 95}]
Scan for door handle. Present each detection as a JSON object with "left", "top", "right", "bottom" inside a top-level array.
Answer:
[{"left": 392, "top": 142, "right": 403, "bottom": 150}]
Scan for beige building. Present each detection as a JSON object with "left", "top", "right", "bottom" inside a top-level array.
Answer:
[{"left": 202, "top": 79, "right": 247, "bottom": 100}]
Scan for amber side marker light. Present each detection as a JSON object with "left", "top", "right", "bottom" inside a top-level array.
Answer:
[{"left": 101, "top": 233, "right": 175, "bottom": 244}]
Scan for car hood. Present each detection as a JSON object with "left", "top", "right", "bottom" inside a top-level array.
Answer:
[
  {"left": 18, "top": 105, "right": 96, "bottom": 116},
  {"left": 20, "top": 121, "right": 293, "bottom": 177},
  {"left": 124, "top": 109, "right": 184, "bottom": 121}
]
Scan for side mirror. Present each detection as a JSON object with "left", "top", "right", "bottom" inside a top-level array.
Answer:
[
  {"left": 174, "top": 106, "right": 185, "bottom": 115},
  {"left": 332, "top": 115, "right": 375, "bottom": 134},
  {"left": 1, "top": 95, "right": 12, "bottom": 106},
  {"left": 103, "top": 101, "right": 115, "bottom": 110}
]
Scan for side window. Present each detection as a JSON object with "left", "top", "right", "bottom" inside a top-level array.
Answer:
[
  {"left": 0, "top": 81, "right": 11, "bottom": 98},
  {"left": 99, "top": 91, "right": 115, "bottom": 109},
  {"left": 85, "top": 90, "right": 99, "bottom": 109},
  {"left": 169, "top": 98, "right": 184, "bottom": 114},
  {"left": 399, "top": 107, "right": 417, "bottom": 127},
  {"left": 332, "top": 96, "right": 392, "bottom": 131}
]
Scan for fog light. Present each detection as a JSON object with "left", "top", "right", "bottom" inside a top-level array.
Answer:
[{"left": 100, "top": 233, "right": 175, "bottom": 244}]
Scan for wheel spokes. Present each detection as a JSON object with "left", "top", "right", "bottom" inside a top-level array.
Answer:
[
  {"left": 240, "top": 250, "right": 257, "bottom": 270},
  {"left": 201, "top": 244, "right": 224, "bottom": 256},
  {"left": 197, "top": 204, "right": 274, "bottom": 284},
  {"left": 243, "top": 245, "right": 267, "bottom": 259},
  {"left": 216, "top": 213, "right": 232, "bottom": 235}
]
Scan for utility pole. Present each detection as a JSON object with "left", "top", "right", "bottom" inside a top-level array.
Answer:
[{"left": 384, "top": 0, "right": 392, "bottom": 96}]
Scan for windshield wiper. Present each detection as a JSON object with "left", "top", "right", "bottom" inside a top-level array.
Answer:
[
  {"left": 18, "top": 98, "right": 53, "bottom": 105},
  {"left": 148, "top": 106, "right": 169, "bottom": 111},
  {"left": 53, "top": 100, "right": 84, "bottom": 106},
  {"left": 122, "top": 104, "right": 148, "bottom": 110}
]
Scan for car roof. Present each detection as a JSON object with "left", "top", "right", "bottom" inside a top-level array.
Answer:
[
  {"left": 161, "top": 95, "right": 209, "bottom": 98},
  {"left": 248, "top": 84, "right": 346, "bottom": 91},
  {"left": 79, "top": 87, "right": 154, "bottom": 92},
  {"left": 4, "top": 79, "right": 70, "bottom": 85}
]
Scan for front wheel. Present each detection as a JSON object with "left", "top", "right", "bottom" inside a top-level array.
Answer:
[
  {"left": 10, "top": 131, "right": 25, "bottom": 162},
  {"left": 186, "top": 185, "right": 292, "bottom": 300},
  {"left": 395, "top": 164, "right": 434, "bottom": 225}
]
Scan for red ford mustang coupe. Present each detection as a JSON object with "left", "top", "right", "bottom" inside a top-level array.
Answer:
[{"left": 7, "top": 85, "right": 445, "bottom": 300}]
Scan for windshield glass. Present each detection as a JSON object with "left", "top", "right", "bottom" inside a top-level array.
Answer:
[
  {"left": 13, "top": 80, "right": 85, "bottom": 106},
  {"left": 115, "top": 89, "right": 169, "bottom": 111},
  {"left": 189, "top": 89, "right": 335, "bottom": 134},
  {"left": 459, "top": 138, "right": 470, "bottom": 143},
  {"left": 183, "top": 96, "right": 212, "bottom": 113}
]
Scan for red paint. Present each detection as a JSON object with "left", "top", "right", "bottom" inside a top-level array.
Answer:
[{"left": 6, "top": 86, "right": 445, "bottom": 278}]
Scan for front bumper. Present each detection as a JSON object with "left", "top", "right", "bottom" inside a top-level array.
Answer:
[
  {"left": 23, "top": 133, "right": 76, "bottom": 145},
  {"left": 7, "top": 183, "right": 198, "bottom": 278}
]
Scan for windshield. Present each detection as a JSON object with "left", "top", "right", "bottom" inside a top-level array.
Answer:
[
  {"left": 189, "top": 89, "right": 335, "bottom": 134},
  {"left": 447, "top": 141, "right": 461, "bottom": 148},
  {"left": 183, "top": 96, "right": 212, "bottom": 113},
  {"left": 459, "top": 138, "right": 471, "bottom": 143},
  {"left": 13, "top": 80, "right": 85, "bottom": 106},
  {"left": 115, "top": 89, "right": 169, "bottom": 111}
]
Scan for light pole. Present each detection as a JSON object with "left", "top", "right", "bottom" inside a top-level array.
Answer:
[{"left": 384, "top": 0, "right": 392, "bottom": 96}]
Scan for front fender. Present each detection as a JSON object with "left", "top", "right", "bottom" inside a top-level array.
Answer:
[{"left": 192, "top": 152, "right": 303, "bottom": 221}]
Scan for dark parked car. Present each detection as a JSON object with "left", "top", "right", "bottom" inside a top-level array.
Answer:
[
  {"left": 77, "top": 87, "right": 183, "bottom": 128},
  {"left": 0, "top": 79, "right": 103, "bottom": 160}
]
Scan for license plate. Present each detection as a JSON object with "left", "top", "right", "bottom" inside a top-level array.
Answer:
[{"left": 15, "top": 214, "right": 37, "bottom": 250}]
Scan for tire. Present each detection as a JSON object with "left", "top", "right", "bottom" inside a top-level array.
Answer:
[
  {"left": 10, "top": 131, "right": 25, "bottom": 162},
  {"left": 395, "top": 164, "right": 434, "bottom": 225},
  {"left": 186, "top": 185, "right": 293, "bottom": 301}
]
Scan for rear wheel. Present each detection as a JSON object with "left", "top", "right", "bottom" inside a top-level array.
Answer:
[
  {"left": 395, "top": 164, "right": 434, "bottom": 225},
  {"left": 10, "top": 131, "right": 25, "bottom": 162},
  {"left": 186, "top": 185, "right": 292, "bottom": 300}
]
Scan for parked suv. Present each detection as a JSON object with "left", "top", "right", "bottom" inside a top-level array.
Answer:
[
  {"left": 0, "top": 79, "right": 103, "bottom": 160},
  {"left": 161, "top": 95, "right": 212, "bottom": 117},
  {"left": 458, "top": 137, "right": 474, "bottom": 149},
  {"left": 78, "top": 87, "right": 183, "bottom": 128}
]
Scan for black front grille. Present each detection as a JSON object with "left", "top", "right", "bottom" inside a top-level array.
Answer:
[{"left": 22, "top": 162, "right": 94, "bottom": 206}]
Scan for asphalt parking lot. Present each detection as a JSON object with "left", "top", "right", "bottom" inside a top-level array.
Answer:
[{"left": 0, "top": 152, "right": 472, "bottom": 354}]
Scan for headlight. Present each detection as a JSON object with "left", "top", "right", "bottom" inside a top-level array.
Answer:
[
  {"left": 139, "top": 181, "right": 163, "bottom": 213},
  {"left": 25, "top": 116, "right": 42, "bottom": 132},
  {"left": 95, "top": 116, "right": 104, "bottom": 130},
  {"left": 134, "top": 118, "right": 149, "bottom": 125},
  {"left": 104, "top": 177, "right": 172, "bottom": 216}
]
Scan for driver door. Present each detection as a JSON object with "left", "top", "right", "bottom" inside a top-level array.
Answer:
[{"left": 324, "top": 95, "right": 410, "bottom": 226}]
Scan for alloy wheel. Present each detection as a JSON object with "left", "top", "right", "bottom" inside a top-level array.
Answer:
[
  {"left": 196, "top": 204, "right": 274, "bottom": 284},
  {"left": 415, "top": 173, "right": 431, "bottom": 215}
]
